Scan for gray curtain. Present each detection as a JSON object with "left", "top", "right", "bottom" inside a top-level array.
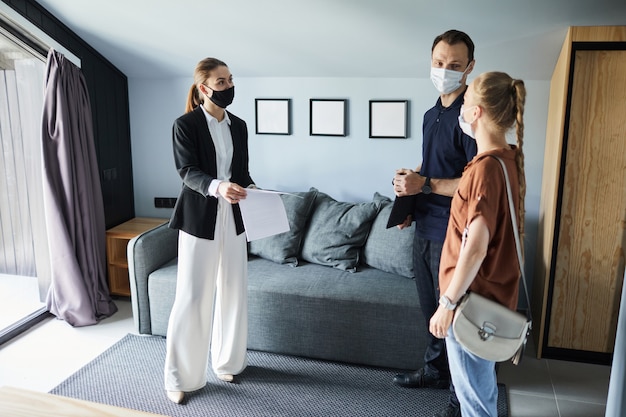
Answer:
[{"left": 41, "top": 49, "right": 117, "bottom": 326}]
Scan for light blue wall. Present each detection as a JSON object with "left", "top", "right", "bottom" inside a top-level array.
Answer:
[{"left": 128, "top": 75, "right": 549, "bottom": 292}]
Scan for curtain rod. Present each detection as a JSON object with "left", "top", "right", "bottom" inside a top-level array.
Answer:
[{"left": 0, "top": 3, "right": 81, "bottom": 68}]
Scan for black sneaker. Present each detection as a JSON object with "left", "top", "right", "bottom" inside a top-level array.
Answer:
[
  {"left": 433, "top": 403, "right": 461, "bottom": 417},
  {"left": 392, "top": 368, "right": 449, "bottom": 389}
]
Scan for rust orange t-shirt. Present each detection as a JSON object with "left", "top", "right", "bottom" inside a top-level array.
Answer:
[{"left": 439, "top": 147, "right": 522, "bottom": 310}]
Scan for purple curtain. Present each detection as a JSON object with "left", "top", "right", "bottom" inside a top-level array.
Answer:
[{"left": 41, "top": 49, "right": 117, "bottom": 326}]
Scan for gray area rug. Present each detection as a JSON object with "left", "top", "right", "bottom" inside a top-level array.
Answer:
[{"left": 50, "top": 334, "right": 508, "bottom": 416}]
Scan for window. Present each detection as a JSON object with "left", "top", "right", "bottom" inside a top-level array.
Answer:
[{"left": 0, "top": 21, "right": 49, "bottom": 342}]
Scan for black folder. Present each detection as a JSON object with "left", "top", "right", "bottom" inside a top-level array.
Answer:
[{"left": 386, "top": 194, "right": 417, "bottom": 229}]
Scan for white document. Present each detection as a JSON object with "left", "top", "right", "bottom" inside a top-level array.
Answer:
[{"left": 237, "top": 189, "right": 293, "bottom": 242}]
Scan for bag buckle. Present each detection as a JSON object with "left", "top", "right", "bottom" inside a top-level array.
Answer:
[{"left": 478, "top": 322, "right": 496, "bottom": 341}]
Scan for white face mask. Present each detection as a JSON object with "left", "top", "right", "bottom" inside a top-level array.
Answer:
[
  {"left": 458, "top": 105, "right": 477, "bottom": 138},
  {"left": 430, "top": 67, "right": 466, "bottom": 94}
]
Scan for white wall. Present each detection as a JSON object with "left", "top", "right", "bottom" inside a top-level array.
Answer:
[{"left": 128, "top": 75, "right": 549, "bottom": 293}]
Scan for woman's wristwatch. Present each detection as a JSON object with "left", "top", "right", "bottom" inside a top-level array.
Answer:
[{"left": 439, "top": 295, "right": 457, "bottom": 310}]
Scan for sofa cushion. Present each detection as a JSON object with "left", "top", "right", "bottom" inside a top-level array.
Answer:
[
  {"left": 300, "top": 191, "right": 379, "bottom": 272},
  {"left": 247, "top": 256, "right": 423, "bottom": 369},
  {"left": 248, "top": 189, "right": 318, "bottom": 266},
  {"left": 362, "top": 193, "right": 415, "bottom": 278}
]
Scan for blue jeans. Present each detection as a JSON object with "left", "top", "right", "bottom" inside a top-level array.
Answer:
[
  {"left": 413, "top": 235, "right": 458, "bottom": 407},
  {"left": 446, "top": 326, "right": 498, "bottom": 417}
]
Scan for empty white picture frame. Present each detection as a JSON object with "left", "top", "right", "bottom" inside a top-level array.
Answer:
[
  {"left": 255, "top": 98, "right": 291, "bottom": 135},
  {"left": 369, "top": 100, "right": 408, "bottom": 138},
  {"left": 310, "top": 99, "right": 347, "bottom": 136}
]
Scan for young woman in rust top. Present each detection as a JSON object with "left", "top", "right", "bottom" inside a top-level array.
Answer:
[{"left": 429, "top": 71, "right": 527, "bottom": 417}]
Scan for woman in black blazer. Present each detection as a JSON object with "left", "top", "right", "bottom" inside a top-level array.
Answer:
[{"left": 164, "top": 58, "right": 255, "bottom": 404}]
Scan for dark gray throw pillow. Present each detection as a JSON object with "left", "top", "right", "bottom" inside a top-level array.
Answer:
[
  {"left": 248, "top": 189, "right": 318, "bottom": 266},
  {"left": 362, "top": 193, "right": 415, "bottom": 278},
  {"left": 300, "top": 191, "right": 379, "bottom": 272}
]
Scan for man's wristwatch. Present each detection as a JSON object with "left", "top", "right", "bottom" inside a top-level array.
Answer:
[
  {"left": 421, "top": 177, "right": 432, "bottom": 195},
  {"left": 439, "top": 295, "right": 457, "bottom": 311}
]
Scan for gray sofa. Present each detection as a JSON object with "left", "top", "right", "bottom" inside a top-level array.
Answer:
[{"left": 128, "top": 188, "right": 427, "bottom": 370}]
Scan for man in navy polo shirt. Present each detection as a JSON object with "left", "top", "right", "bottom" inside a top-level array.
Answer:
[{"left": 392, "top": 29, "right": 477, "bottom": 417}]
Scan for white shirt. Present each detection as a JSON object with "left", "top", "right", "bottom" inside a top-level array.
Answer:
[{"left": 200, "top": 106, "right": 233, "bottom": 197}]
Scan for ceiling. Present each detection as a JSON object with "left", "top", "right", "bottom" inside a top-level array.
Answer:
[{"left": 29, "top": 0, "right": 626, "bottom": 80}]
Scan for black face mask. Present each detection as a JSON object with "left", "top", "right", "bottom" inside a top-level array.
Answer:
[{"left": 206, "top": 85, "right": 235, "bottom": 108}]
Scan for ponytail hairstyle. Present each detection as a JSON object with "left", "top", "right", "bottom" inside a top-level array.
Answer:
[
  {"left": 185, "top": 57, "right": 228, "bottom": 113},
  {"left": 473, "top": 71, "right": 527, "bottom": 243}
]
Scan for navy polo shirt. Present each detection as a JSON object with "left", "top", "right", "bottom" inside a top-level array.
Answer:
[{"left": 414, "top": 92, "right": 477, "bottom": 243}]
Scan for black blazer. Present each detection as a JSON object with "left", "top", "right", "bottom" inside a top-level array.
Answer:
[{"left": 169, "top": 106, "right": 254, "bottom": 239}]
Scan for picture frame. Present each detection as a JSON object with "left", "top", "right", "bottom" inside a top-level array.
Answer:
[
  {"left": 309, "top": 99, "right": 347, "bottom": 136},
  {"left": 369, "top": 100, "right": 409, "bottom": 139},
  {"left": 255, "top": 98, "right": 291, "bottom": 135}
]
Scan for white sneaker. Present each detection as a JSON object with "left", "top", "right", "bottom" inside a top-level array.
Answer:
[
  {"left": 166, "top": 390, "right": 184, "bottom": 404},
  {"left": 217, "top": 374, "right": 234, "bottom": 382}
]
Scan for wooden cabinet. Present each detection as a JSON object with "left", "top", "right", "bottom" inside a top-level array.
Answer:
[
  {"left": 533, "top": 26, "right": 626, "bottom": 363},
  {"left": 106, "top": 217, "right": 167, "bottom": 296}
]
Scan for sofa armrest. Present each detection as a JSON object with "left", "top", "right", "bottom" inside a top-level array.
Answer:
[{"left": 127, "top": 223, "right": 178, "bottom": 334}]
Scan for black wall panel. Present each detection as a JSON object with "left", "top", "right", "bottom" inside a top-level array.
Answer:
[{"left": 4, "top": 0, "right": 135, "bottom": 229}]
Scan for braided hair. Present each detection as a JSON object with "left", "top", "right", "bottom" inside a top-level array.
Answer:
[{"left": 473, "top": 71, "right": 527, "bottom": 243}]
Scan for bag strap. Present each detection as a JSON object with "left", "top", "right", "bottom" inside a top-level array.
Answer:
[{"left": 490, "top": 155, "right": 532, "bottom": 323}]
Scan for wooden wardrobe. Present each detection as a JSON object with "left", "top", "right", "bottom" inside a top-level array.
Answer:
[{"left": 533, "top": 26, "right": 626, "bottom": 363}]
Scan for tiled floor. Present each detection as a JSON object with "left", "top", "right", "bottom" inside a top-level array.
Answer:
[
  {"left": 0, "top": 281, "right": 612, "bottom": 417},
  {"left": 498, "top": 339, "right": 610, "bottom": 416}
]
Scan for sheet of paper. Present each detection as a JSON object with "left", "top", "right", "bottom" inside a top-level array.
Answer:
[{"left": 237, "top": 189, "right": 293, "bottom": 242}]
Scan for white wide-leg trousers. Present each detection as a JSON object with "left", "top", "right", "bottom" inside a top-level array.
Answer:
[{"left": 164, "top": 199, "right": 248, "bottom": 392}]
